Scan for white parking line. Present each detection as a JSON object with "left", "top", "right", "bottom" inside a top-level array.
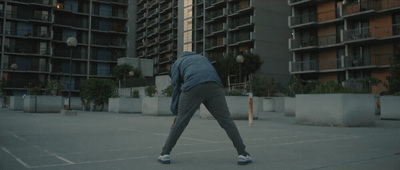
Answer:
[
  {"left": 1, "top": 147, "right": 31, "bottom": 168},
  {"left": 13, "top": 135, "right": 361, "bottom": 169}
]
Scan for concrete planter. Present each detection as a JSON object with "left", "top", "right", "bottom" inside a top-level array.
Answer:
[
  {"left": 108, "top": 97, "right": 142, "bottom": 113},
  {"left": 142, "top": 97, "right": 172, "bottom": 116},
  {"left": 200, "top": 96, "right": 261, "bottom": 120},
  {"left": 63, "top": 97, "right": 82, "bottom": 110},
  {"left": 10, "top": 96, "right": 23, "bottom": 111},
  {"left": 284, "top": 97, "right": 296, "bottom": 117},
  {"left": 23, "top": 95, "right": 63, "bottom": 113},
  {"left": 296, "top": 94, "right": 375, "bottom": 126},
  {"left": 263, "top": 98, "right": 274, "bottom": 112},
  {"left": 380, "top": 96, "right": 400, "bottom": 120},
  {"left": 271, "top": 97, "right": 285, "bottom": 113}
]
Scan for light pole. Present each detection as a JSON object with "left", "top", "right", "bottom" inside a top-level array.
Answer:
[
  {"left": 11, "top": 63, "right": 18, "bottom": 95},
  {"left": 129, "top": 71, "right": 134, "bottom": 97},
  {"left": 236, "top": 55, "right": 244, "bottom": 83},
  {"left": 66, "top": 37, "right": 77, "bottom": 110}
]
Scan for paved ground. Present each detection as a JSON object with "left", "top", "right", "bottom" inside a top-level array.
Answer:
[{"left": 0, "top": 108, "right": 399, "bottom": 170}]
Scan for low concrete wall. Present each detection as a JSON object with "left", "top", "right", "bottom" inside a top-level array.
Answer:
[
  {"left": 284, "top": 97, "right": 296, "bottom": 117},
  {"left": 263, "top": 98, "right": 274, "bottom": 112},
  {"left": 23, "top": 96, "right": 63, "bottom": 113},
  {"left": 142, "top": 97, "right": 172, "bottom": 116},
  {"left": 109, "top": 98, "right": 142, "bottom": 113},
  {"left": 200, "top": 96, "right": 260, "bottom": 120},
  {"left": 296, "top": 94, "right": 375, "bottom": 126},
  {"left": 10, "top": 96, "right": 23, "bottom": 111},
  {"left": 380, "top": 96, "right": 400, "bottom": 120},
  {"left": 271, "top": 97, "right": 285, "bottom": 113},
  {"left": 63, "top": 97, "right": 82, "bottom": 110}
]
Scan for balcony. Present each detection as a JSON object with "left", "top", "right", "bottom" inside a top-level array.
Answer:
[
  {"left": 148, "top": 8, "right": 159, "bottom": 18},
  {"left": 229, "top": 15, "right": 252, "bottom": 29},
  {"left": 289, "top": 12, "right": 317, "bottom": 28},
  {"left": 206, "top": 23, "right": 226, "bottom": 35},
  {"left": 289, "top": 60, "right": 318, "bottom": 73},
  {"left": 206, "top": 0, "right": 226, "bottom": 9},
  {"left": 229, "top": 32, "right": 252, "bottom": 44},
  {"left": 205, "top": 8, "right": 226, "bottom": 21},
  {"left": 160, "top": 34, "right": 172, "bottom": 43},
  {"left": 288, "top": 0, "right": 314, "bottom": 6},
  {"left": 160, "top": 13, "right": 172, "bottom": 23},
  {"left": 342, "top": 27, "right": 372, "bottom": 42},
  {"left": 289, "top": 37, "right": 318, "bottom": 50},
  {"left": 344, "top": 53, "right": 393, "bottom": 68},
  {"left": 229, "top": 0, "right": 253, "bottom": 14},
  {"left": 147, "top": 47, "right": 158, "bottom": 56},
  {"left": 147, "top": 37, "right": 158, "bottom": 47},
  {"left": 205, "top": 37, "right": 226, "bottom": 50},
  {"left": 13, "top": 0, "right": 52, "bottom": 5},
  {"left": 159, "top": 44, "right": 172, "bottom": 53},
  {"left": 5, "top": 28, "right": 50, "bottom": 39},
  {"left": 160, "top": 23, "right": 172, "bottom": 33},
  {"left": 160, "top": 2, "right": 172, "bottom": 12},
  {"left": 318, "top": 34, "right": 341, "bottom": 47},
  {"left": 343, "top": 0, "right": 400, "bottom": 17}
]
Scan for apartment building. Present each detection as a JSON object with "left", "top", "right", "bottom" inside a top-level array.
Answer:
[
  {"left": 190, "top": 0, "right": 291, "bottom": 85},
  {"left": 0, "top": 0, "right": 128, "bottom": 96},
  {"left": 135, "top": 0, "right": 178, "bottom": 75},
  {"left": 288, "top": 0, "right": 400, "bottom": 93},
  {"left": 134, "top": 0, "right": 291, "bottom": 85}
]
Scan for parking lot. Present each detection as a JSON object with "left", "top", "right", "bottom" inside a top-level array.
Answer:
[{"left": 0, "top": 108, "right": 399, "bottom": 170}]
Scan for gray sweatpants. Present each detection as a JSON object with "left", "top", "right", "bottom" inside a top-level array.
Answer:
[{"left": 161, "top": 82, "right": 247, "bottom": 155}]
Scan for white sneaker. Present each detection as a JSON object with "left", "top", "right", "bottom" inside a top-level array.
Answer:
[
  {"left": 237, "top": 154, "right": 252, "bottom": 165},
  {"left": 158, "top": 154, "right": 170, "bottom": 164}
]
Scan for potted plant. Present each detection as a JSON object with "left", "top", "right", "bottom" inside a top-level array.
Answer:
[
  {"left": 381, "top": 55, "right": 400, "bottom": 120},
  {"left": 142, "top": 85, "right": 172, "bottom": 116},
  {"left": 81, "top": 78, "right": 116, "bottom": 111}
]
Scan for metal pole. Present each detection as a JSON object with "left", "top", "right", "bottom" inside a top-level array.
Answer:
[
  {"left": 68, "top": 48, "right": 72, "bottom": 110},
  {"left": 248, "top": 93, "right": 253, "bottom": 126}
]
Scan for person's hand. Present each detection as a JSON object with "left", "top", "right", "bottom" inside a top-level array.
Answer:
[{"left": 171, "top": 116, "right": 177, "bottom": 128}]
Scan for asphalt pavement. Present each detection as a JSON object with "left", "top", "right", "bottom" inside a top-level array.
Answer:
[{"left": 0, "top": 108, "right": 399, "bottom": 170}]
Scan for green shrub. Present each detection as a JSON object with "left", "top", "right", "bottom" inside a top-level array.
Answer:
[
  {"left": 249, "top": 75, "right": 276, "bottom": 97},
  {"left": 162, "top": 85, "right": 172, "bottom": 97},
  {"left": 145, "top": 86, "right": 157, "bottom": 97},
  {"left": 80, "top": 78, "right": 116, "bottom": 111},
  {"left": 132, "top": 89, "right": 140, "bottom": 98},
  {"left": 311, "top": 81, "right": 366, "bottom": 94}
]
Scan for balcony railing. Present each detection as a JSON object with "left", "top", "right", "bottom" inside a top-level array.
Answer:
[
  {"left": 206, "top": 8, "right": 226, "bottom": 21},
  {"left": 14, "top": 0, "right": 52, "bottom": 5},
  {"left": 289, "top": 60, "right": 318, "bottom": 72},
  {"left": 229, "top": 0, "right": 252, "bottom": 14},
  {"left": 206, "top": 23, "right": 226, "bottom": 35},
  {"left": 318, "top": 34, "right": 339, "bottom": 46},
  {"left": 289, "top": 37, "right": 318, "bottom": 49},
  {"left": 343, "top": 0, "right": 400, "bottom": 16},
  {"left": 289, "top": 12, "right": 317, "bottom": 27},
  {"left": 342, "top": 27, "right": 371, "bottom": 42},
  {"left": 230, "top": 16, "right": 252, "bottom": 28},
  {"left": 206, "top": 0, "right": 225, "bottom": 8},
  {"left": 344, "top": 55, "right": 371, "bottom": 68},
  {"left": 230, "top": 32, "right": 252, "bottom": 44}
]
